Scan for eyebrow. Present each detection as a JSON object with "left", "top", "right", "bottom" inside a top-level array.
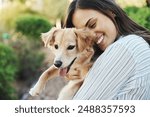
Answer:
[{"left": 85, "top": 18, "right": 94, "bottom": 27}]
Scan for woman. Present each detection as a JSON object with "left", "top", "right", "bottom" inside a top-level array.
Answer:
[{"left": 65, "top": 0, "right": 150, "bottom": 99}]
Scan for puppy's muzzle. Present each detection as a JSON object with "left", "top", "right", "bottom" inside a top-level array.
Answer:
[{"left": 54, "top": 60, "right": 62, "bottom": 68}]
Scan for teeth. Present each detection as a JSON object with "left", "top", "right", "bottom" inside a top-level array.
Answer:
[{"left": 97, "top": 34, "right": 104, "bottom": 44}]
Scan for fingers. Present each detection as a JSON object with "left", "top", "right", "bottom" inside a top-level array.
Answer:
[
  {"left": 75, "top": 48, "right": 94, "bottom": 64},
  {"left": 66, "top": 75, "right": 80, "bottom": 80},
  {"left": 66, "top": 67, "right": 81, "bottom": 80},
  {"left": 81, "top": 48, "right": 94, "bottom": 57}
]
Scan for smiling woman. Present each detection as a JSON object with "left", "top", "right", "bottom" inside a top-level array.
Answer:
[
  {"left": 65, "top": 0, "right": 150, "bottom": 100},
  {"left": 72, "top": 9, "right": 117, "bottom": 51}
]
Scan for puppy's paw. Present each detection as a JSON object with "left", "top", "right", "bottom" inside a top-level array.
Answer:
[{"left": 29, "top": 87, "right": 41, "bottom": 96}]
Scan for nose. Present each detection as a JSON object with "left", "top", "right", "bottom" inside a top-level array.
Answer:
[{"left": 54, "top": 61, "right": 62, "bottom": 68}]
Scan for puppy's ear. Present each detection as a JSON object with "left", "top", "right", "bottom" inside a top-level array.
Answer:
[
  {"left": 41, "top": 27, "right": 58, "bottom": 47},
  {"left": 74, "top": 28, "right": 95, "bottom": 52}
]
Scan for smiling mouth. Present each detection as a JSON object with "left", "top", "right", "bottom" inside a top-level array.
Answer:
[
  {"left": 96, "top": 33, "right": 104, "bottom": 44},
  {"left": 59, "top": 57, "right": 77, "bottom": 77}
]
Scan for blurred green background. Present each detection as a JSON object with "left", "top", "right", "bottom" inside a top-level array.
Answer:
[{"left": 0, "top": 0, "right": 149, "bottom": 100}]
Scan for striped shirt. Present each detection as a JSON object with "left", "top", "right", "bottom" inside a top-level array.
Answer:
[{"left": 73, "top": 34, "right": 150, "bottom": 100}]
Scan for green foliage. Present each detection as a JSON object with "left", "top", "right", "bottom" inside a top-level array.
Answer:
[
  {"left": 0, "top": 43, "right": 18, "bottom": 99},
  {"left": 14, "top": 14, "right": 53, "bottom": 40},
  {"left": 11, "top": 39, "right": 45, "bottom": 81},
  {"left": 124, "top": 6, "right": 139, "bottom": 14},
  {"left": 124, "top": 6, "right": 150, "bottom": 30}
]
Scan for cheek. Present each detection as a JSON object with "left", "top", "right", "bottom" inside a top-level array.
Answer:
[
  {"left": 62, "top": 50, "right": 77, "bottom": 65},
  {"left": 107, "top": 21, "right": 117, "bottom": 36},
  {"left": 66, "top": 49, "right": 77, "bottom": 57},
  {"left": 108, "top": 28, "right": 117, "bottom": 44},
  {"left": 65, "top": 49, "right": 78, "bottom": 62},
  {"left": 109, "top": 24, "right": 117, "bottom": 35},
  {"left": 51, "top": 48, "right": 57, "bottom": 56}
]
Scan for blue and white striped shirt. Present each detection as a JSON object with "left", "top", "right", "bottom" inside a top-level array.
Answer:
[{"left": 73, "top": 34, "right": 150, "bottom": 100}]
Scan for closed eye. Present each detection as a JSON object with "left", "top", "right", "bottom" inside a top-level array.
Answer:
[
  {"left": 67, "top": 45, "right": 75, "bottom": 50},
  {"left": 88, "top": 21, "right": 96, "bottom": 29},
  {"left": 85, "top": 18, "right": 97, "bottom": 29}
]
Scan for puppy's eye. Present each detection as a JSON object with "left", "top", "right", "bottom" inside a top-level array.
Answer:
[
  {"left": 67, "top": 45, "right": 75, "bottom": 50},
  {"left": 54, "top": 44, "right": 58, "bottom": 49}
]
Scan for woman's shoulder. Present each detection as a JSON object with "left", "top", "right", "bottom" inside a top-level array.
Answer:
[
  {"left": 104, "top": 34, "right": 149, "bottom": 58},
  {"left": 106, "top": 34, "right": 150, "bottom": 61},
  {"left": 110, "top": 34, "right": 149, "bottom": 51},
  {"left": 116, "top": 34, "right": 148, "bottom": 47}
]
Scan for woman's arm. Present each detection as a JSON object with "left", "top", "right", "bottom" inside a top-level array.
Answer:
[{"left": 73, "top": 43, "right": 136, "bottom": 100}]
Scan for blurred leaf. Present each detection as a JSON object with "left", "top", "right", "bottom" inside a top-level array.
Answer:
[
  {"left": 0, "top": 43, "right": 19, "bottom": 99},
  {"left": 124, "top": 6, "right": 150, "bottom": 30},
  {"left": 14, "top": 14, "right": 53, "bottom": 40}
]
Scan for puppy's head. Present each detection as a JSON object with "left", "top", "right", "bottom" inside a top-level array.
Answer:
[{"left": 41, "top": 27, "right": 96, "bottom": 76}]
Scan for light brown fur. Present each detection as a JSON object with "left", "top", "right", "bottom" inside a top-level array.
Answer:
[{"left": 29, "top": 27, "right": 96, "bottom": 99}]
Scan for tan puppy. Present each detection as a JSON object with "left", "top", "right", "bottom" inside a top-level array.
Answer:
[{"left": 29, "top": 27, "right": 96, "bottom": 99}]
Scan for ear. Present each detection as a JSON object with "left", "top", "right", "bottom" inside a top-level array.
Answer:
[
  {"left": 74, "top": 28, "right": 95, "bottom": 52},
  {"left": 41, "top": 27, "right": 58, "bottom": 47}
]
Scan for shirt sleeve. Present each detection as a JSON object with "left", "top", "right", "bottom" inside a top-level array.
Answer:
[{"left": 73, "top": 43, "right": 136, "bottom": 100}]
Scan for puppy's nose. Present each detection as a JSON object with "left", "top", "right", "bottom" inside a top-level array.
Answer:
[{"left": 54, "top": 61, "right": 62, "bottom": 68}]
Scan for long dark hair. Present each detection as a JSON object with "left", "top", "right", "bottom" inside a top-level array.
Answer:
[{"left": 65, "top": 0, "right": 150, "bottom": 45}]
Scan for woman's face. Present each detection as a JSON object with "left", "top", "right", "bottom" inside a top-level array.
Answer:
[{"left": 72, "top": 9, "right": 118, "bottom": 51}]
